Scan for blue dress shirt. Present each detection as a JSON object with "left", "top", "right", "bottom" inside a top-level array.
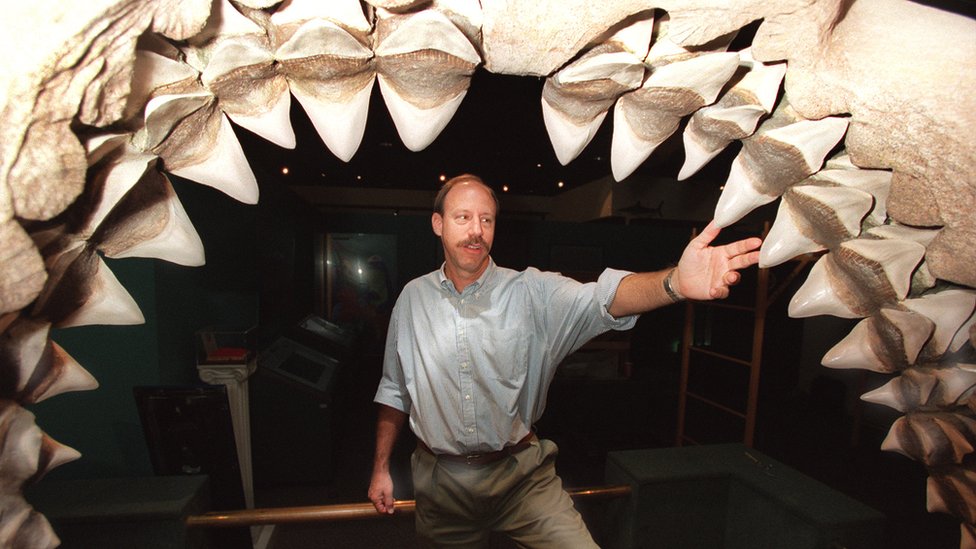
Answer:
[{"left": 374, "top": 259, "right": 637, "bottom": 455}]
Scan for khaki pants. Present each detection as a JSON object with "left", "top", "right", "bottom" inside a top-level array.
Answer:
[{"left": 411, "top": 438, "right": 599, "bottom": 549}]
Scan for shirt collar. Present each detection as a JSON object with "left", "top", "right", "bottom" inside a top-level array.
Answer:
[{"left": 438, "top": 258, "right": 496, "bottom": 295}]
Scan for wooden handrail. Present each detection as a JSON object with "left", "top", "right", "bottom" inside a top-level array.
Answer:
[{"left": 186, "top": 484, "right": 632, "bottom": 528}]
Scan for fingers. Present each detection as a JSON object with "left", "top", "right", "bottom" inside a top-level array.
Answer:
[
  {"left": 370, "top": 494, "right": 395, "bottom": 514},
  {"left": 723, "top": 236, "right": 763, "bottom": 258},
  {"left": 368, "top": 485, "right": 396, "bottom": 514},
  {"left": 692, "top": 220, "right": 721, "bottom": 248},
  {"left": 728, "top": 250, "right": 761, "bottom": 271}
]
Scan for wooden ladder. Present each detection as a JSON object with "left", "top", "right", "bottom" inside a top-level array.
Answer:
[{"left": 675, "top": 223, "right": 811, "bottom": 448}]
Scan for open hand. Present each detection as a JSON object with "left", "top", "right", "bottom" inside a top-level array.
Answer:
[{"left": 674, "top": 221, "right": 762, "bottom": 300}]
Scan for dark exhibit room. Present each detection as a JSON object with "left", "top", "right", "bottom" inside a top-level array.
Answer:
[{"left": 13, "top": 3, "right": 976, "bottom": 549}]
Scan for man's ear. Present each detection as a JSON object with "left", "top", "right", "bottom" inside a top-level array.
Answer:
[{"left": 432, "top": 212, "right": 443, "bottom": 237}]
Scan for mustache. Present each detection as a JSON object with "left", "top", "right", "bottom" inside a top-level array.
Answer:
[{"left": 458, "top": 237, "right": 489, "bottom": 250}]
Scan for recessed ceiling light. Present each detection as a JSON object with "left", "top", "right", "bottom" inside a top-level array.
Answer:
[
  {"left": 281, "top": 166, "right": 289, "bottom": 175},
  {"left": 502, "top": 185, "right": 510, "bottom": 192},
  {"left": 439, "top": 174, "right": 447, "bottom": 182},
  {"left": 557, "top": 181, "right": 564, "bottom": 188}
]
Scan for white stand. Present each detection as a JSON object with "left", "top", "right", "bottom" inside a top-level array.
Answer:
[{"left": 197, "top": 359, "right": 274, "bottom": 548}]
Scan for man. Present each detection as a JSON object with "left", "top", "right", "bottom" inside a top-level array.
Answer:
[{"left": 368, "top": 174, "right": 761, "bottom": 547}]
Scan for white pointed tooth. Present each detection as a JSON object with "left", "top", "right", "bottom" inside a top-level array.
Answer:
[
  {"left": 881, "top": 308, "right": 935, "bottom": 365},
  {"left": 759, "top": 198, "right": 824, "bottom": 268},
  {"left": 542, "top": 45, "right": 647, "bottom": 164},
  {"left": 125, "top": 50, "right": 200, "bottom": 120},
  {"left": 39, "top": 434, "right": 82, "bottom": 473},
  {"left": 760, "top": 184, "right": 874, "bottom": 267},
  {"left": 678, "top": 104, "right": 767, "bottom": 181},
  {"left": 862, "top": 368, "right": 976, "bottom": 413},
  {"left": 378, "top": 78, "right": 467, "bottom": 152},
  {"left": 58, "top": 255, "right": 145, "bottom": 328},
  {"left": 737, "top": 48, "right": 786, "bottom": 114},
  {"left": 200, "top": 38, "right": 273, "bottom": 88},
  {"left": 84, "top": 146, "right": 156, "bottom": 236},
  {"left": 275, "top": 17, "right": 373, "bottom": 62},
  {"left": 925, "top": 468, "right": 976, "bottom": 518},
  {"left": 100, "top": 173, "right": 206, "bottom": 267},
  {"left": 843, "top": 238, "right": 926, "bottom": 301},
  {"left": 822, "top": 316, "right": 886, "bottom": 371},
  {"left": 647, "top": 51, "right": 740, "bottom": 105},
  {"left": 277, "top": 19, "right": 374, "bottom": 161},
  {"left": 375, "top": 10, "right": 479, "bottom": 151},
  {"left": 861, "top": 376, "right": 919, "bottom": 412},
  {"left": 764, "top": 117, "right": 850, "bottom": 173},
  {"left": 676, "top": 48, "right": 783, "bottom": 181},
  {"left": 612, "top": 52, "right": 739, "bottom": 181},
  {"left": 33, "top": 343, "right": 98, "bottom": 402},
  {"left": 554, "top": 51, "right": 646, "bottom": 87},
  {"left": 294, "top": 78, "right": 374, "bottom": 162},
  {"left": 731, "top": 115, "right": 849, "bottom": 220},
  {"left": 4, "top": 319, "right": 50, "bottom": 393},
  {"left": 270, "top": 0, "right": 372, "bottom": 33},
  {"left": 881, "top": 412, "right": 976, "bottom": 466},
  {"left": 168, "top": 110, "right": 259, "bottom": 205},
  {"left": 606, "top": 13, "right": 655, "bottom": 56},
  {"left": 677, "top": 118, "right": 722, "bottom": 181},
  {"left": 610, "top": 99, "right": 669, "bottom": 181},
  {"left": 375, "top": 10, "right": 480, "bottom": 64},
  {"left": 788, "top": 254, "right": 860, "bottom": 318},
  {"left": 224, "top": 85, "right": 296, "bottom": 149},
  {"left": 813, "top": 168, "right": 892, "bottom": 226},
  {"left": 713, "top": 155, "right": 777, "bottom": 227},
  {"left": 542, "top": 96, "right": 607, "bottom": 165},
  {"left": 904, "top": 290, "right": 976, "bottom": 356},
  {"left": 199, "top": 36, "right": 296, "bottom": 149},
  {"left": 138, "top": 92, "right": 211, "bottom": 151},
  {"left": 799, "top": 184, "right": 874, "bottom": 238}
]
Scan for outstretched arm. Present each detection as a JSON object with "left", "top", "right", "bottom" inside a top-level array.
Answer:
[
  {"left": 368, "top": 404, "right": 408, "bottom": 514},
  {"left": 608, "top": 221, "right": 761, "bottom": 317}
]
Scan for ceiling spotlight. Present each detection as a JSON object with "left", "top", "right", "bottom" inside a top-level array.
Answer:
[
  {"left": 356, "top": 175, "right": 363, "bottom": 181},
  {"left": 557, "top": 181, "right": 564, "bottom": 188},
  {"left": 281, "top": 166, "right": 290, "bottom": 175},
  {"left": 439, "top": 174, "right": 447, "bottom": 182},
  {"left": 536, "top": 163, "right": 542, "bottom": 168},
  {"left": 502, "top": 185, "right": 510, "bottom": 192}
]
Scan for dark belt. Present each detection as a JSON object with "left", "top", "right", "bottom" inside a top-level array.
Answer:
[{"left": 418, "top": 432, "right": 537, "bottom": 465}]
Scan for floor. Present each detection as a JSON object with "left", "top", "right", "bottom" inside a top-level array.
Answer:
[{"left": 241, "top": 346, "right": 961, "bottom": 549}]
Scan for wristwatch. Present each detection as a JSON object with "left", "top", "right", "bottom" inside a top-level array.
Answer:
[{"left": 663, "top": 268, "right": 685, "bottom": 302}]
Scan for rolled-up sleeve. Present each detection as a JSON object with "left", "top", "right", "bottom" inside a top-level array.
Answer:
[
  {"left": 597, "top": 268, "right": 639, "bottom": 330},
  {"left": 374, "top": 313, "right": 411, "bottom": 414}
]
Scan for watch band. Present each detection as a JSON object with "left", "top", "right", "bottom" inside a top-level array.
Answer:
[{"left": 663, "top": 268, "right": 684, "bottom": 302}]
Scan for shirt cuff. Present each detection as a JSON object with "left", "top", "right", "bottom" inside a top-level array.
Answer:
[{"left": 598, "top": 268, "right": 639, "bottom": 330}]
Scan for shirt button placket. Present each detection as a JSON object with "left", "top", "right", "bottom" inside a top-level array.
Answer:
[{"left": 457, "top": 300, "right": 476, "bottom": 447}]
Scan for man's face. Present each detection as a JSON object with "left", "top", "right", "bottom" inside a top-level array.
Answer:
[{"left": 432, "top": 182, "right": 496, "bottom": 284}]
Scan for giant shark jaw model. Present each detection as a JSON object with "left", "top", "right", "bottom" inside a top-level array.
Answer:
[{"left": 0, "top": 0, "right": 974, "bottom": 547}]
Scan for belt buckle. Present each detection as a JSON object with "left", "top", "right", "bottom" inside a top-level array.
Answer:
[{"left": 464, "top": 453, "right": 483, "bottom": 465}]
